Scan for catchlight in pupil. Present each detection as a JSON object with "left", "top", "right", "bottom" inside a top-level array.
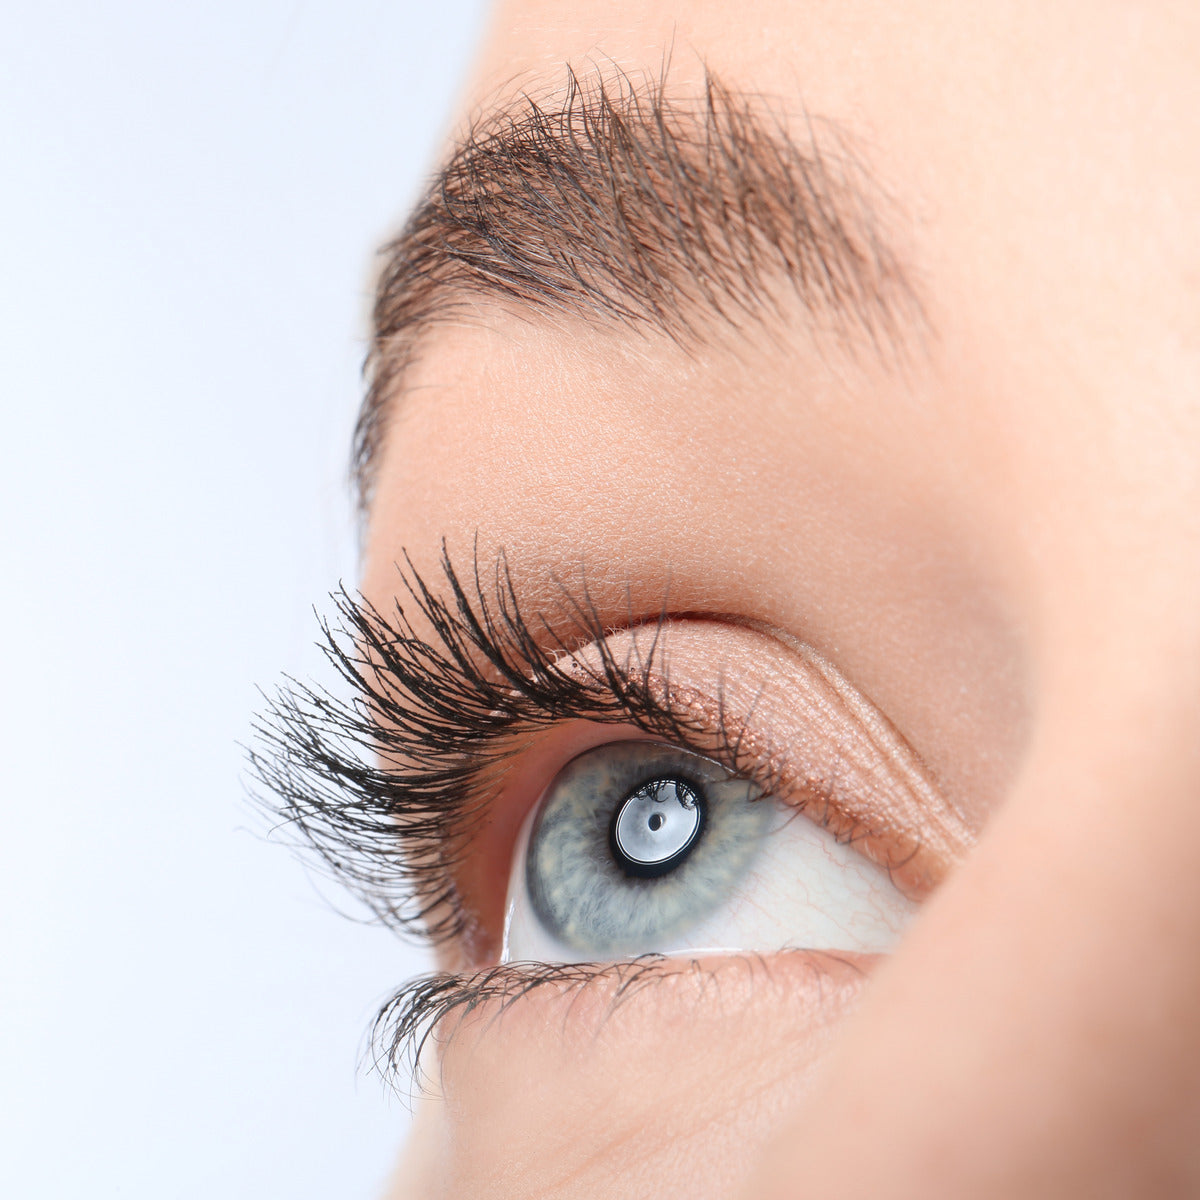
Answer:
[{"left": 610, "top": 778, "right": 704, "bottom": 877}]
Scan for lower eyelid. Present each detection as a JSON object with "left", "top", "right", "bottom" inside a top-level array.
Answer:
[{"left": 373, "top": 948, "right": 878, "bottom": 1090}]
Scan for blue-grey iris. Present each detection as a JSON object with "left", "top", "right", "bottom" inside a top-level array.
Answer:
[{"left": 524, "top": 741, "right": 773, "bottom": 957}]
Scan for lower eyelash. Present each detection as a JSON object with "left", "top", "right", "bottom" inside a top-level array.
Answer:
[
  {"left": 370, "top": 949, "right": 872, "bottom": 1095},
  {"left": 370, "top": 956, "right": 670, "bottom": 1092}
]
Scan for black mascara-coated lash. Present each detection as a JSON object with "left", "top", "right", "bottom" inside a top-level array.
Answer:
[{"left": 248, "top": 543, "right": 749, "bottom": 948}]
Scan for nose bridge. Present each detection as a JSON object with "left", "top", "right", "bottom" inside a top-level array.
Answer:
[
  {"left": 928, "top": 633, "right": 1200, "bottom": 1189},
  {"left": 1002, "top": 547, "right": 1200, "bottom": 1045},
  {"left": 930, "top": 417, "right": 1200, "bottom": 1182},
  {"left": 748, "top": 587, "right": 1200, "bottom": 1197},
  {"left": 1016, "top": 635, "right": 1200, "bottom": 947},
  {"left": 1006, "top": 394, "right": 1200, "bottom": 823},
  {"left": 1027, "top": 507, "right": 1200, "bottom": 822}
]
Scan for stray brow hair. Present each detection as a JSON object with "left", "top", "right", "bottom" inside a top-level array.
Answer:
[{"left": 355, "top": 68, "right": 918, "bottom": 507}]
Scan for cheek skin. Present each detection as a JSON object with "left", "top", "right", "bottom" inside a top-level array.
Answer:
[{"left": 391, "top": 953, "right": 872, "bottom": 1199}]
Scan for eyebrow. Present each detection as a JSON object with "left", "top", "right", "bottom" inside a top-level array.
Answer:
[{"left": 355, "top": 68, "right": 918, "bottom": 506}]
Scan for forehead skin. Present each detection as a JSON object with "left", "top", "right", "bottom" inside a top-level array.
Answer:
[{"left": 366, "top": 3, "right": 1200, "bottom": 1198}]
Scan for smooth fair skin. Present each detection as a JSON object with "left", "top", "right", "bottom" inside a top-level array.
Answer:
[{"left": 361, "top": 2, "right": 1200, "bottom": 1196}]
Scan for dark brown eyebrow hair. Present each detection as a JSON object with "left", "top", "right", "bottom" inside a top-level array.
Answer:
[{"left": 355, "top": 68, "right": 918, "bottom": 508}]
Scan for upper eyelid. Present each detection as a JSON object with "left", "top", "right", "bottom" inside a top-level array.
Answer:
[
  {"left": 565, "top": 620, "right": 973, "bottom": 891},
  {"left": 250, "top": 541, "right": 971, "bottom": 967}
]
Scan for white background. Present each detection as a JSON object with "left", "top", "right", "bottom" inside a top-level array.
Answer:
[{"left": 1, "top": 3, "right": 489, "bottom": 1196}]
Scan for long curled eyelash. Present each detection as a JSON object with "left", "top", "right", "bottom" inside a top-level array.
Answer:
[{"left": 248, "top": 542, "right": 753, "bottom": 948}]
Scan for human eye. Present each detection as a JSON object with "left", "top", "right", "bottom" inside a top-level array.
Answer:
[
  {"left": 250, "top": 545, "right": 973, "bottom": 1077},
  {"left": 504, "top": 739, "right": 916, "bottom": 963}
]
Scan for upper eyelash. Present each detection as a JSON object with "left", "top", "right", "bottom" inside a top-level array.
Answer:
[{"left": 248, "top": 541, "right": 751, "bottom": 946}]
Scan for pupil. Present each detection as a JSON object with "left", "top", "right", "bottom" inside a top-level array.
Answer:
[{"left": 610, "top": 777, "right": 704, "bottom": 878}]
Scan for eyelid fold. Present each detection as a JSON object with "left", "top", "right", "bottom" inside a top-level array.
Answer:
[{"left": 556, "top": 619, "right": 974, "bottom": 897}]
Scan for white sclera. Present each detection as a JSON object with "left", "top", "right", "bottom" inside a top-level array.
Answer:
[{"left": 502, "top": 797, "right": 917, "bottom": 964}]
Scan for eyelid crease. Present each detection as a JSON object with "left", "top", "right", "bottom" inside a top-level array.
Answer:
[{"left": 562, "top": 621, "right": 974, "bottom": 897}]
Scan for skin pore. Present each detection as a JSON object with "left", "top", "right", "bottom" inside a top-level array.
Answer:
[{"left": 313, "top": 2, "right": 1200, "bottom": 1196}]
